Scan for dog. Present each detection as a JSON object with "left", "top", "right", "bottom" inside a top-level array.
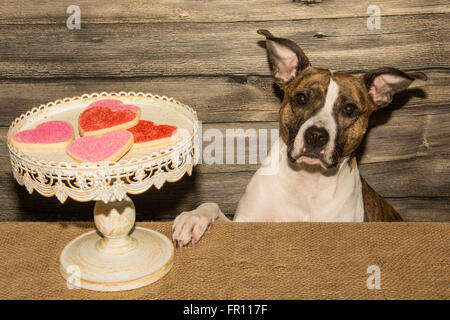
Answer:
[{"left": 172, "top": 29, "right": 427, "bottom": 247}]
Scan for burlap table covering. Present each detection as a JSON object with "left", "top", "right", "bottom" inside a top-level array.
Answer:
[{"left": 0, "top": 221, "right": 448, "bottom": 300}]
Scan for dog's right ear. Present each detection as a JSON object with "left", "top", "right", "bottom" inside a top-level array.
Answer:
[
  {"left": 362, "top": 67, "right": 427, "bottom": 109},
  {"left": 257, "top": 29, "right": 310, "bottom": 87}
]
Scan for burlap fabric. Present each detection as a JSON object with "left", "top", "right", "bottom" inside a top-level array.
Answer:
[{"left": 0, "top": 221, "right": 448, "bottom": 299}]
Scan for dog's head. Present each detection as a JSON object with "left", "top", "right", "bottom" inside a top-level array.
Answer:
[{"left": 258, "top": 29, "right": 427, "bottom": 169}]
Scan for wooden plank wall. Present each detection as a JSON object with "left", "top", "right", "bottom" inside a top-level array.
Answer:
[{"left": 0, "top": 0, "right": 449, "bottom": 221}]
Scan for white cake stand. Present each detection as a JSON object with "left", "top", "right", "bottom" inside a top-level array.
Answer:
[{"left": 7, "top": 92, "right": 199, "bottom": 291}]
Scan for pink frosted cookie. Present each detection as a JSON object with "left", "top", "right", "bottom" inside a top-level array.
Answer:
[
  {"left": 67, "top": 130, "right": 134, "bottom": 162},
  {"left": 78, "top": 99, "right": 141, "bottom": 137},
  {"left": 10, "top": 120, "right": 74, "bottom": 150},
  {"left": 127, "top": 120, "right": 178, "bottom": 150}
]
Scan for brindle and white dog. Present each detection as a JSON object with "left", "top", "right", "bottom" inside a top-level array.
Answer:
[{"left": 172, "top": 29, "right": 427, "bottom": 247}]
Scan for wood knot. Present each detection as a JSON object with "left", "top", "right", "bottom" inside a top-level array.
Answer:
[
  {"left": 293, "top": 0, "right": 323, "bottom": 5},
  {"left": 90, "top": 37, "right": 103, "bottom": 43},
  {"left": 313, "top": 32, "right": 328, "bottom": 39}
]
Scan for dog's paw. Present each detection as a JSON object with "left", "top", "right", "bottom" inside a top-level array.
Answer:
[{"left": 172, "top": 211, "right": 214, "bottom": 248}]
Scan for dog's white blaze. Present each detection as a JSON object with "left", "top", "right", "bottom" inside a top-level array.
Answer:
[
  {"left": 292, "top": 77, "right": 339, "bottom": 165},
  {"left": 322, "top": 78, "right": 340, "bottom": 114}
]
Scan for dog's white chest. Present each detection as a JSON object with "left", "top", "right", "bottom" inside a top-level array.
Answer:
[{"left": 234, "top": 139, "right": 364, "bottom": 222}]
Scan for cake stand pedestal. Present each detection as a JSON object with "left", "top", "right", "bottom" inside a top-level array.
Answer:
[
  {"left": 59, "top": 196, "right": 174, "bottom": 291},
  {"left": 7, "top": 92, "right": 199, "bottom": 291}
]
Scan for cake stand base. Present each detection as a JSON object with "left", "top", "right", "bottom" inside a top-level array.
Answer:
[{"left": 59, "top": 196, "right": 174, "bottom": 292}]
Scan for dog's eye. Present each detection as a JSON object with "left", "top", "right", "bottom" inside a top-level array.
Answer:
[
  {"left": 342, "top": 103, "right": 357, "bottom": 117},
  {"left": 293, "top": 92, "right": 308, "bottom": 106}
]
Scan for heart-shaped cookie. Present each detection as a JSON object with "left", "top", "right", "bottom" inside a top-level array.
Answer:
[
  {"left": 10, "top": 121, "right": 74, "bottom": 150},
  {"left": 78, "top": 105, "right": 140, "bottom": 137},
  {"left": 127, "top": 120, "right": 178, "bottom": 150},
  {"left": 87, "top": 99, "right": 141, "bottom": 116},
  {"left": 67, "top": 130, "right": 134, "bottom": 162}
]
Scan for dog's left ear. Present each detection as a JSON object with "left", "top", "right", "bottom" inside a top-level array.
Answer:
[
  {"left": 363, "top": 67, "right": 427, "bottom": 109},
  {"left": 257, "top": 29, "right": 310, "bottom": 87}
]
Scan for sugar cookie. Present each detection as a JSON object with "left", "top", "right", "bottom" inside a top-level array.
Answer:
[
  {"left": 67, "top": 130, "right": 134, "bottom": 162},
  {"left": 127, "top": 120, "right": 178, "bottom": 150},
  {"left": 78, "top": 105, "right": 140, "bottom": 136},
  {"left": 10, "top": 120, "right": 74, "bottom": 150}
]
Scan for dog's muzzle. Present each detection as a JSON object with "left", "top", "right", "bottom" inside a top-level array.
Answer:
[{"left": 289, "top": 125, "right": 333, "bottom": 168}]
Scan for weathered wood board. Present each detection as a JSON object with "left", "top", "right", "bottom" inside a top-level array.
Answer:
[
  {"left": 1, "top": 0, "right": 449, "bottom": 24},
  {"left": 0, "top": 15, "right": 448, "bottom": 79},
  {"left": 0, "top": 71, "right": 448, "bottom": 125},
  {"left": 0, "top": 1, "right": 448, "bottom": 221}
]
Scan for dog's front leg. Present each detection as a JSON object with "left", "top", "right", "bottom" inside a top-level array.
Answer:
[{"left": 172, "top": 202, "right": 229, "bottom": 247}]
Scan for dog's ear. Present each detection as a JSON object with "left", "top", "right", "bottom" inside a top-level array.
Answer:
[
  {"left": 257, "top": 29, "right": 310, "bottom": 87},
  {"left": 363, "top": 67, "right": 427, "bottom": 109}
]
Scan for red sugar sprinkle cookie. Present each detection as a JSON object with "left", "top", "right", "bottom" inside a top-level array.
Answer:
[
  {"left": 78, "top": 104, "right": 140, "bottom": 137},
  {"left": 10, "top": 120, "right": 74, "bottom": 150},
  {"left": 127, "top": 120, "right": 178, "bottom": 150},
  {"left": 66, "top": 130, "right": 134, "bottom": 162}
]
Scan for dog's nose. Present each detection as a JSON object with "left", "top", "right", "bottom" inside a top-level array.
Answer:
[{"left": 304, "top": 126, "right": 329, "bottom": 149}]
